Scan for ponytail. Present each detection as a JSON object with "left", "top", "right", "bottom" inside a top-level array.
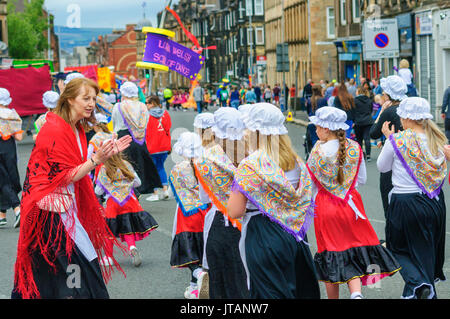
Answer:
[
  {"left": 420, "top": 119, "right": 447, "bottom": 156},
  {"left": 190, "top": 158, "right": 199, "bottom": 184},
  {"left": 336, "top": 129, "right": 347, "bottom": 185}
]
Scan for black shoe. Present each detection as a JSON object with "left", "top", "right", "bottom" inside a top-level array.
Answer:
[{"left": 416, "top": 286, "right": 431, "bottom": 299}]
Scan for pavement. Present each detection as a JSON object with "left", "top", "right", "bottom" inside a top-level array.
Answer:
[{"left": 1, "top": 105, "right": 450, "bottom": 300}]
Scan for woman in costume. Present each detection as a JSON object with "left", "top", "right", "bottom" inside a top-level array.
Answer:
[
  {"left": 169, "top": 132, "right": 210, "bottom": 299},
  {"left": 33, "top": 90, "right": 59, "bottom": 141},
  {"left": 0, "top": 88, "right": 23, "bottom": 228},
  {"left": 378, "top": 97, "right": 447, "bottom": 299},
  {"left": 306, "top": 106, "right": 400, "bottom": 299},
  {"left": 227, "top": 103, "right": 320, "bottom": 299},
  {"left": 112, "top": 81, "right": 162, "bottom": 197},
  {"left": 194, "top": 107, "right": 249, "bottom": 299},
  {"left": 95, "top": 151, "right": 158, "bottom": 268},
  {"left": 11, "top": 78, "right": 132, "bottom": 299}
]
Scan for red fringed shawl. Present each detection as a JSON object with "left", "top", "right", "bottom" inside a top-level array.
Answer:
[{"left": 14, "top": 112, "right": 126, "bottom": 299}]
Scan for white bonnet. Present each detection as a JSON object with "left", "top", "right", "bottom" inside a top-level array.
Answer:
[
  {"left": 173, "top": 132, "right": 204, "bottom": 158},
  {"left": 42, "top": 91, "right": 59, "bottom": 109},
  {"left": 238, "top": 104, "right": 253, "bottom": 116},
  {"left": 380, "top": 75, "right": 408, "bottom": 101},
  {"left": 194, "top": 112, "right": 215, "bottom": 129},
  {"left": 120, "top": 81, "right": 139, "bottom": 98},
  {"left": 212, "top": 107, "right": 246, "bottom": 140},
  {"left": 64, "top": 72, "right": 85, "bottom": 85},
  {"left": 95, "top": 112, "right": 109, "bottom": 124},
  {"left": 309, "top": 106, "right": 349, "bottom": 131},
  {"left": 0, "top": 88, "right": 12, "bottom": 106},
  {"left": 397, "top": 97, "right": 433, "bottom": 121},
  {"left": 241, "top": 102, "right": 288, "bottom": 135}
]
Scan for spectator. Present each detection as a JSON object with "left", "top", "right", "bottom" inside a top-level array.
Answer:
[
  {"left": 347, "top": 78, "right": 357, "bottom": 97},
  {"left": 353, "top": 86, "right": 375, "bottom": 161},
  {"left": 245, "top": 87, "right": 257, "bottom": 104},
  {"left": 398, "top": 59, "right": 418, "bottom": 97},
  {"left": 264, "top": 85, "right": 272, "bottom": 103},
  {"left": 307, "top": 84, "right": 327, "bottom": 116},
  {"left": 254, "top": 84, "right": 262, "bottom": 103},
  {"left": 303, "top": 79, "right": 313, "bottom": 100},
  {"left": 273, "top": 84, "right": 281, "bottom": 106},
  {"left": 334, "top": 82, "right": 355, "bottom": 137},
  {"left": 193, "top": 83, "right": 205, "bottom": 114},
  {"left": 440, "top": 84, "right": 450, "bottom": 142},
  {"left": 372, "top": 78, "right": 383, "bottom": 95},
  {"left": 163, "top": 87, "right": 173, "bottom": 110},
  {"left": 230, "top": 86, "right": 240, "bottom": 109},
  {"left": 145, "top": 95, "right": 172, "bottom": 201},
  {"left": 219, "top": 86, "right": 229, "bottom": 107}
]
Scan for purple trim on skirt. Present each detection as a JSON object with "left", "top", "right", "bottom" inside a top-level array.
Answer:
[
  {"left": 231, "top": 179, "right": 315, "bottom": 242},
  {"left": 389, "top": 134, "right": 443, "bottom": 199},
  {"left": 117, "top": 103, "right": 145, "bottom": 146}
]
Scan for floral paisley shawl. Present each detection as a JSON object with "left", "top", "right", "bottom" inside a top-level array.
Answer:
[
  {"left": 89, "top": 132, "right": 113, "bottom": 152},
  {"left": 0, "top": 108, "right": 23, "bottom": 140},
  {"left": 34, "top": 112, "right": 49, "bottom": 134},
  {"left": 96, "top": 93, "right": 113, "bottom": 117},
  {"left": 307, "top": 138, "right": 362, "bottom": 201},
  {"left": 194, "top": 144, "right": 242, "bottom": 230},
  {"left": 96, "top": 160, "right": 136, "bottom": 206},
  {"left": 389, "top": 129, "right": 447, "bottom": 199},
  {"left": 169, "top": 160, "right": 210, "bottom": 217},
  {"left": 117, "top": 100, "right": 148, "bottom": 145},
  {"left": 232, "top": 150, "right": 315, "bottom": 241}
]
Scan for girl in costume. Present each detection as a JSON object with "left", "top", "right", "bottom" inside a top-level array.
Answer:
[
  {"left": 95, "top": 151, "right": 159, "bottom": 268},
  {"left": 306, "top": 106, "right": 400, "bottom": 299},
  {"left": 0, "top": 88, "right": 23, "bottom": 228},
  {"left": 169, "top": 132, "right": 210, "bottom": 299},
  {"left": 33, "top": 91, "right": 59, "bottom": 142},
  {"left": 194, "top": 107, "right": 249, "bottom": 299},
  {"left": 11, "top": 78, "right": 132, "bottom": 299},
  {"left": 378, "top": 97, "right": 447, "bottom": 299},
  {"left": 112, "top": 81, "right": 162, "bottom": 197},
  {"left": 87, "top": 113, "right": 113, "bottom": 161},
  {"left": 227, "top": 103, "right": 320, "bottom": 299}
]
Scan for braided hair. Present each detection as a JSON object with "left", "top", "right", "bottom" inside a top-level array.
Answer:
[{"left": 335, "top": 129, "right": 347, "bottom": 185}]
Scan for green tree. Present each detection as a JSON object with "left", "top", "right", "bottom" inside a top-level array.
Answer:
[{"left": 7, "top": 0, "right": 49, "bottom": 59}]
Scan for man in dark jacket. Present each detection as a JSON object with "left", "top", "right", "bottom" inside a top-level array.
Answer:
[{"left": 353, "top": 88, "right": 374, "bottom": 161}]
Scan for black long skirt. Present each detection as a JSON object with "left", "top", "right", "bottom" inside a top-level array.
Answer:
[
  {"left": 205, "top": 211, "right": 249, "bottom": 299},
  {"left": 0, "top": 138, "right": 21, "bottom": 211},
  {"left": 11, "top": 212, "right": 109, "bottom": 299},
  {"left": 386, "top": 192, "right": 446, "bottom": 299},
  {"left": 245, "top": 214, "right": 321, "bottom": 299},
  {"left": 117, "top": 129, "right": 162, "bottom": 195}
]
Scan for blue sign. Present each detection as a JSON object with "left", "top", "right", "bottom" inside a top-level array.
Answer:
[{"left": 374, "top": 33, "right": 389, "bottom": 48}]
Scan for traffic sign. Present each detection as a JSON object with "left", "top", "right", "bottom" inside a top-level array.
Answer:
[{"left": 363, "top": 19, "right": 399, "bottom": 60}]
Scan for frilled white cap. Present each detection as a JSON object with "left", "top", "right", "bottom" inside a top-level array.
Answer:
[
  {"left": 42, "top": 91, "right": 59, "bottom": 109},
  {"left": 64, "top": 72, "right": 85, "bottom": 85},
  {"left": 397, "top": 97, "right": 433, "bottom": 121},
  {"left": 238, "top": 104, "right": 253, "bottom": 116},
  {"left": 95, "top": 112, "right": 109, "bottom": 124},
  {"left": 212, "top": 107, "right": 246, "bottom": 140},
  {"left": 242, "top": 102, "right": 288, "bottom": 135},
  {"left": 173, "top": 132, "right": 204, "bottom": 158},
  {"left": 309, "top": 106, "right": 349, "bottom": 131},
  {"left": 120, "top": 81, "right": 139, "bottom": 98},
  {"left": 194, "top": 112, "right": 215, "bottom": 129},
  {"left": 380, "top": 75, "right": 408, "bottom": 101},
  {"left": 0, "top": 88, "right": 12, "bottom": 106},
  {"left": 106, "top": 94, "right": 116, "bottom": 104}
]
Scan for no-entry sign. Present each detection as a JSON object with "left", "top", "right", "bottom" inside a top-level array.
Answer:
[{"left": 363, "top": 19, "right": 399, "bottom": 60}]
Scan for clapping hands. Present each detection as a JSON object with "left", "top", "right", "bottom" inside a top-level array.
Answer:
[{"left": 93, "top": 134, "right": 132, "bottom": 164}]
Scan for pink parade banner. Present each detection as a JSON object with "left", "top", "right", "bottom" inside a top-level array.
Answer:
[{"left": 143, "top": 33, "right": 205, "bottom": 80}]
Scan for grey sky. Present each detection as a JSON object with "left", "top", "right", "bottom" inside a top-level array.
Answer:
[{"left": 44, "top": 0, "right": 174, "bottom": 29}]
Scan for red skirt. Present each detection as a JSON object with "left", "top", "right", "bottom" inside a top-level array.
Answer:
[
  {"left": 170, "top": 204, "right": 211, "bottom": 268},
  {"left": 105, "top": 193, "right": 158, "bottom": 242},
  {"left": 313, "top": 188, "right": 401, "bottom": 285}
]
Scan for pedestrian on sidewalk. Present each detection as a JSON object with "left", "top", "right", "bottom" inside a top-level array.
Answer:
[
  {"left": 228, "top": 103, "right": 320, "bottom": 299},
  {"left": 194, "top": 107, "right": 249, "bottom": 299},
  {"left": 353, "top": 85, "right": 375, "bottom": 161},
  {"left": 377, "top": 97, "right": 447, "bottom": 299},
  {"left": 11, "top": 78, "right": 131, "bottom": 299},
  {"left": 95, "top": 151, "right": 158, "bottom": 268},
  {"left": 145, "top": 95, "right": 172, "bottom": 202},
  {"left": 169, "top": 132, "right": 211, "bottom": 299},
  {"left": 193, "top": 83, "right": 205, "bottom": 114},
  {"left": 33, "top": 91, "right": 59, "bottom": 142},
  {"left": 0, "top": 88, "right": 23, "bottom": 228},
  {"left": 112, "top": 81, "right": 162, "bottom": 198},
  {"left": 306, "top": 106, "right": 401, "bottom": 299},
  {"left": 369, "top": 75, "right": 408, "bottom": 216}
]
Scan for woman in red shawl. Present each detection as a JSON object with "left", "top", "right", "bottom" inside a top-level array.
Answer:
[{"left": 12, "top": 78, "right": 132, "bottom": 299}]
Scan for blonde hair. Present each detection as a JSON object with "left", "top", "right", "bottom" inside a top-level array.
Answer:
[
  {"left": 247, "top": 131, "right": 298, "bottom": 172},
  {"left": 103, "top": 153, "right": 135, "bottom": 182},
  {"left": 416, "top": 119, "right": 447, "bottom": 156},
  {"left": 55, "top": 77, "right": 98, "bottom": 129},
  {"left": 399, "top": 59, "right": 410, "bottom": 69}
]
